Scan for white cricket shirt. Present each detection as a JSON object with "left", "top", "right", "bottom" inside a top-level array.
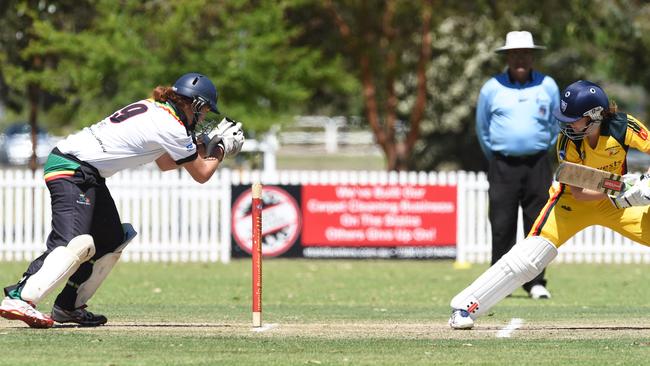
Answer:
[{"left": 56, "top": 99, "right": 197, "bottom": 177}]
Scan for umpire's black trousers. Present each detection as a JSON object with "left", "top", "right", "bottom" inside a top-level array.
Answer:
[{"left": 488, "top": 151, "right": 551, "bottom": 292}]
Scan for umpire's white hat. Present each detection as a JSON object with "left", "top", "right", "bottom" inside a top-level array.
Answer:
[{"left": 495, "top": 31, "right": 546, "bottom": 53}]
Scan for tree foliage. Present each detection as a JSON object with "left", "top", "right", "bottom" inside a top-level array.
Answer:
[
  {"left": 291, "top": 0, "right": 650, "bottom": 171},
  {"left": 0, "top": 0, "right": 355, "bottom": 134},
  {"left": 291, "top": 0, "right": 434, "bottom": 170},
  {"left": 3, "top": 1, "right": 650, "bottom": 171}
]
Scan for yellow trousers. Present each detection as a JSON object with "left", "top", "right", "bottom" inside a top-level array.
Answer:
[{"left": 530, "top": 184, "right": 650, "bottom": 247}]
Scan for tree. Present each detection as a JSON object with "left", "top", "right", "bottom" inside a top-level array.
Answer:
[
  {"left": 0, "top": 0, "right": 100, "bottom": 169},
  {"left": 316, "top": 0, "right": 433, "bottom": 171},
  {"left": 293, "top": 1, "right": 515, "bottom": 171},
  {"left": 409, "top": 14, "right": 501, "bottom": 171},
  {"left": 294, "top": 0, "right": 650, "bottom": 171},
  {"left": 5, "top": 0, "right": 650, "bottom": 173},
  {"left": 0, "top": 0, "right": 355, "bottom": 136}
]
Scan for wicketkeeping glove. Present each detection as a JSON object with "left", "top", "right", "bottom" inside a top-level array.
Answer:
[
  {"left": 201, "top": 118, "right": 245, "bottom": 161},
  {"left": 609, "top": 173, "right": 650, "bottom": 208}
]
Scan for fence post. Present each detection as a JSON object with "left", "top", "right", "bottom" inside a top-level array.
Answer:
[
  {"left": 263, "top": 128, "right": 278, "bottom": 174},
  {"left": 325, "top": 117, "right": 339, "bottom": 153},
  {"left": 219, "top": 169, "right": 232, "bottom": 263}
]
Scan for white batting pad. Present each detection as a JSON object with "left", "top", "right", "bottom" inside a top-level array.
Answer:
[
  {"left": 21, "top": 235, "right": 95, "bottom": 304},
  {"left": 75, "top": 223, "right": 137, "bottom": 307},
  {"left": 450, "top": 236, "right": 557, "bottom": 318}
]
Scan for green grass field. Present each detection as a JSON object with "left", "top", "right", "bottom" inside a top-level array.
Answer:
[{"left": 1, "top": 259, "right": 650, "bottom": 365}]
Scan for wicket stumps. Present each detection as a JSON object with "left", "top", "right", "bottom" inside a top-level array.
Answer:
[{"left": 252, "top": 183, "right": 263, "bottom": 327}]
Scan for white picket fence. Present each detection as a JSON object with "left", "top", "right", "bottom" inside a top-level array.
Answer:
[{"left": 2, "top": 168, "right": 650, "bottom": 264}]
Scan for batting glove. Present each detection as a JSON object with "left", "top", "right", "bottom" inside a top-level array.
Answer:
[
  {"left": 205, "top": 118, "right": 245, "bottom": 160},
  {"left": 609, "top": 173, "right": 650, "bottom": 208}
]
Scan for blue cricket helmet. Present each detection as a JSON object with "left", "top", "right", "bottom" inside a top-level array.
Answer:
[
  {"left": 553, "top": 80, "right": 610, "bottom": 140},
  {"left": 553, "top": 80, "right": 609, "bottom": 124},
  {"left": 172, "top": 73, "right": 220, "bottom": 113}
]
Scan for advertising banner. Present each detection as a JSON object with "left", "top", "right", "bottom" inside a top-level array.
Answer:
[
  {"left": 301, "top": 184, "right": 456, "bottom": 258},
  {"left": 231, "top": 183, "right": 457, "bottom": 259}
]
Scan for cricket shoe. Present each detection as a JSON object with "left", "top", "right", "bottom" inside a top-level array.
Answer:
[
  {"left": 51, "top": 304, "right": 107, "bottom": 327},
  {"left": 448, "top": 309, "right": 474, "bottom": 329},
  {"left": 529, "top": 284, "right": 551, "bottom": 299},
  {"left": 0, "top": 297, "right": 54, "bottom": 328}
]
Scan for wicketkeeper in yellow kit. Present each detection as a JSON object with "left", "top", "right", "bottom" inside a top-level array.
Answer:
[{"left": 449, "top": 80, "right": 650, "bottom": 329}]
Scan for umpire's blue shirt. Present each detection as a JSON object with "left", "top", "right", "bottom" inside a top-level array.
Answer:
[{"left": 476, "top": 70, "right": 560, "bottom": 161}]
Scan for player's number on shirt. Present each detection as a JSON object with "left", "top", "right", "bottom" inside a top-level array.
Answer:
[{"left": 109, "top": 103, "right": 148, "bottom": 123}]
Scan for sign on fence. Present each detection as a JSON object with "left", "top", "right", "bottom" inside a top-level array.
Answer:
[
  {"left": 230, "top": 183, "right": 457, "bottom": 259},
  {"left": 231, "top": 184, "right": 302, "bottom": 258},
  {"left": 302, "top": 184, "right": 456, "bottom": 248}
]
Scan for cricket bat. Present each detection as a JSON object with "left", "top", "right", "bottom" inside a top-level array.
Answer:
[{"left": 554, "top": 161, "right": 625, "bottom": 195}]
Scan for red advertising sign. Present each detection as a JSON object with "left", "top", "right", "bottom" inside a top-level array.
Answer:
[{"left": 302, "top": 185, "right": 456, "bottom": 246}]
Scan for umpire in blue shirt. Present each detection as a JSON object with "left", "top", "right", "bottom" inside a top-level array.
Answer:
[{"left": 476, "top": 31, "right": 560, "bottom": 299}]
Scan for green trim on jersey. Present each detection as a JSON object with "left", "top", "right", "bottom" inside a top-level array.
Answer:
[{"left": 43, "top": 153, "right": 80, "bottom": 174}]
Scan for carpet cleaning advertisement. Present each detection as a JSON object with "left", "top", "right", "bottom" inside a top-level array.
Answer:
[
  {"left": 231, "top": 184, "right": 457, "bottom": 259},
  {"left": 301, "top": 185, "right": 456, "bottom": 258}
]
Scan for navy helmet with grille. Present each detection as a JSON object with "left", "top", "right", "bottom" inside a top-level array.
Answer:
[
  {"left": 553, "top": 80, "right": 609, "bottom": 140},
  {"left": 553, "top": 80, "right": 608, "bottom": 124},
  {"left": 172, "top": 73, "right": 219, "bottom": 114}
]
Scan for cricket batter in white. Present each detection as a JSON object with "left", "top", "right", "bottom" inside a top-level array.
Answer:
[{"left": 0, "top": 73, "right": 244, "bottom": 328}]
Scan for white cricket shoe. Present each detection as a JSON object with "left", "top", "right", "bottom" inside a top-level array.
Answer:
[
  {"left": 448, "top": 309, "right": 474, "bottom": 329},
  {"left": 0, "top": 297, "right": 53, "bottom": 328},
  {"left": 529, "top": 284, "right": 551, "bottom": 299}
]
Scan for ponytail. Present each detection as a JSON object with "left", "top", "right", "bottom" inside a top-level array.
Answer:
[
  {"left": 602, "top": 100, "right": 618, "bottom": 120},
  {"left": 151, "top": 86, "right": 191, "bottom": 109}
]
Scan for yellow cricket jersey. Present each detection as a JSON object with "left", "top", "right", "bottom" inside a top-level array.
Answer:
[
  {"left": 529, "top": 113, "right": 650, "bottom": 247},
  {"left": 557, "top": 113, "right": 650, "bottom": 175}
]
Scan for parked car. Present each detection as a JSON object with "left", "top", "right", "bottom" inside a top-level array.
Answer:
[{"left": 0, "top": 123, "right": 59, "bottom": 166}]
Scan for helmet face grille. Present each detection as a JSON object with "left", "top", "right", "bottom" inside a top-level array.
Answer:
[
  {"left": 191, "top": 96, "right": 208, "bottom": 113},
  {"left": 560, "top": 120, "right": 600, "bottom": 141}
]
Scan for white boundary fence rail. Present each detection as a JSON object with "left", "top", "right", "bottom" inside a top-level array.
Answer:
[
  {"left": 2, "top": 168, "right": 650, "bottom": 264},
  {"left": 0, "top": 168, "right": 232, "bottom": 263}
]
